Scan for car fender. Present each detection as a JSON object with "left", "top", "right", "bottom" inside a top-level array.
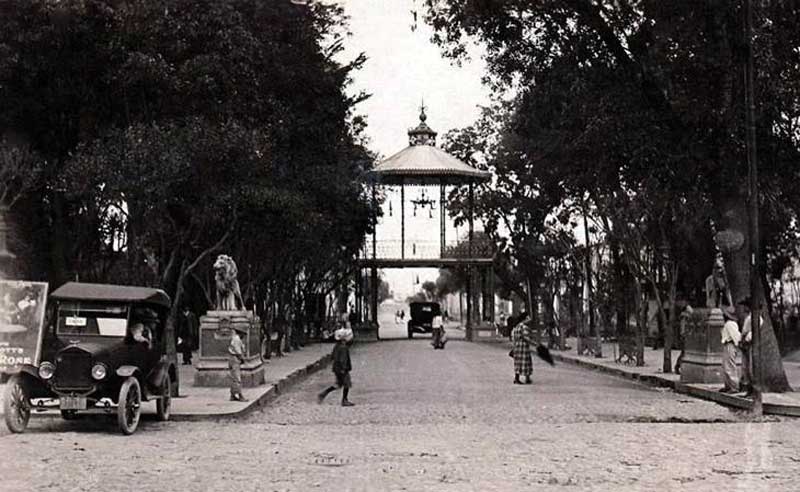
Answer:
[
  {"left": 116, "top": 365, "right": 140, "bottom": 378},
  {"left": 14, "top": 364, "right": 40, "bottom": 380},
  {"left": 2, "top": 365, "right": 41, "bottom": 387}
]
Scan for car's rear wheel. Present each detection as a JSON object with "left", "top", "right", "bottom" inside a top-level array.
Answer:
[
  {"left": 60, "top": 410, "right": 80, "bottom": 420},
  {"left": 117, "top": 377, "right": 141, "bottom": 435},
  {"left": 3, "top": 375, "right": 31, "bottom": 434},
  {"left": 156, "top": 376, "right": 171, "bottom": 421}
]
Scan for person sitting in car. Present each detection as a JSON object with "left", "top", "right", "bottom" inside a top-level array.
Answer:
[{"left": 128, "top": 322, "right": 152, "bottom": 348}]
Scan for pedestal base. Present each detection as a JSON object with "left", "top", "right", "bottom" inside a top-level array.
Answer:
[
  {"left": 194, "top": 310, "right": 264, "bottom": 387},
  {"left": 578, "top": 336, "right": 603, "bottom": 357},
  {"left": 679, "top": 308, "right": 740, "bottom": 384},
  {"left": 679, "top": 356, "right": 724, "bottom": 384},
  {"left": 193, "top": 359, "right": 265, "bottom": 387},
  {"left": 473, "top": 322, "right": 501, "bottom": 341}
]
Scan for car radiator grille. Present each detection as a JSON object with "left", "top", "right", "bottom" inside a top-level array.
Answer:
[{"left": 54, "top": 351, "right": 93, "bottom": 390}]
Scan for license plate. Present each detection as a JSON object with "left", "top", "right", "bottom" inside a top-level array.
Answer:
[{"left": 60, "top": 396, "right": 87, "bottom": 410}]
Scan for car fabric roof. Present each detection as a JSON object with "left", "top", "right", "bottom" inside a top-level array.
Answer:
[{"left": 50, "top": 282, "right": 171, "bottom": 308}]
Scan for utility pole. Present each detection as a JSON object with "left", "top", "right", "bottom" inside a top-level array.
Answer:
[{"left": 744, "top": 0, "right": 762, "bottom": 414}]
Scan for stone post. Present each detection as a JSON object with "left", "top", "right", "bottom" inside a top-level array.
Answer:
[{"left": 194, "top": 311, "right": 265, "bottom": 387}]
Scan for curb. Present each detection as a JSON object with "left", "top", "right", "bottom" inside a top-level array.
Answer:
[
  {"left": 172, "top": 353, "right": 332, "bottom": 421},
  {"left": 482, "top": 340, "right": 797, "bottom": 417}
]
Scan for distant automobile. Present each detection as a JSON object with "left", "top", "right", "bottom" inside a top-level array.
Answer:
[
  {"left": 407, "top": 302, "right": 441, "bottom": 339},
  {"left": 3, "top": 283, "right": 177, "bottom": 435}
]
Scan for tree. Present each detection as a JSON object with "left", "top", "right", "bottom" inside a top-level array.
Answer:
[
  {"left": 1, "top": 1, "right": 376, "bottom": 359},
  {"left": 421, "top": 0, "right": 799, "bottom": 391}
]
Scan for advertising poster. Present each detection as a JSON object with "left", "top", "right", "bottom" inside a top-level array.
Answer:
[{"left": 0, "top": 280, "right": 49, "bottom": 372}]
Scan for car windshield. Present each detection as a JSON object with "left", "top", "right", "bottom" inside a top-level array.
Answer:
[{"left": 57, "top": 302, "right": 129, "bottom": 337}]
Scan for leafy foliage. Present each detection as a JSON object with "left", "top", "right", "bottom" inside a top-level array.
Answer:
[{"left": 1, "top": 1, "right": 376, "bottom": 331}]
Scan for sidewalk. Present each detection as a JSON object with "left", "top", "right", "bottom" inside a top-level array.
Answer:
[
  {"left": 171, "top": 342, "right": 332, "bottom": 420},
  {"left": 1, "top": 342, "right": 333, "bottom": 422},
  {"left": 486, "top": 334, "right": 800, "bottom": 417}
]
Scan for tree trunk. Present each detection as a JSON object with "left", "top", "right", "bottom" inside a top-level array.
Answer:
[
  {"left": 651, "top": 279, "right": 671, "bottom": 373},
  {"left": 665, "top": 264, "right": 678, "bottom": 374},
  {"left": 49, "top": 193, "right": 69, "bottom": 285},
  {"left": 609, "top": 233, "right": 628, "bottom": 337},
  {"left": 632, "top": 277, "right": 647, "bottom": 367},
  {"left": 716, "top": 190, "right": 791, "bottom": 392}
]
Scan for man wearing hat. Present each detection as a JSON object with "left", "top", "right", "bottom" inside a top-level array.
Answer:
[
  {"left": 720, "top": 305, "right": 742, "bottom": 393},
  {"left": 317, "top": 326, "right": 355, "bottom": 406},
  {"left": 228, "top": 325, "right": 248, "bottom": 402}
]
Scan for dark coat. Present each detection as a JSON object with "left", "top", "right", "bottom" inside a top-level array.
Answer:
[{"left": 332, "top": 342, "right": 351, "bottom": 375}]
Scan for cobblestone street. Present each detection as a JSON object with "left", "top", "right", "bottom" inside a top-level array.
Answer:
[{"left": 2, "top": 338, "right": 799, "bottom": 492}]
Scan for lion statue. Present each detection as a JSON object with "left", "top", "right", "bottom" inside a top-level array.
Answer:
[{"left": 213, "top": 254, "right": 244, "bottom": 311}]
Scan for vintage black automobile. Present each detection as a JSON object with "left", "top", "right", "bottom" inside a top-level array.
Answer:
[
  {"left": 2, "top": 283, "right": 177, "bottom": 435},
  {"left": 407, "top": 301, "right": 441, "bottom": 339}
]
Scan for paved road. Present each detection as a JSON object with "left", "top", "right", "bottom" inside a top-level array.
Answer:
[{"left": 2, "top": 339, "right": 799, "bottom": 492}]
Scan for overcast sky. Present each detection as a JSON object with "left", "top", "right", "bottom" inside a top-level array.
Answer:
[{"left": 335, "top": 0, "right": 491, "bottom": 298}]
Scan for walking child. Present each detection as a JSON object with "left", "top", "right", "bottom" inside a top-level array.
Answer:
[
  {"left": 228, "top": 326, "right": 248, "bottom": 401},
  {"left": 317, "top": 327, "right": 355, "bottom": 406}
]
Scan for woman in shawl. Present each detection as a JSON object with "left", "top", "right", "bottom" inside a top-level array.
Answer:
[{"left": 511, "top": 317, "right": 534, "bottom": 384}]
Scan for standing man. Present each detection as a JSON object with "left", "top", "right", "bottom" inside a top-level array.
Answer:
[
  {"left": 738, "top": 297, "right": 761, "bottom": 396},
  {"left": 284, "top": 310, "right": 294, "bottom": 354},
  {"left": 719, "top": 306, "right": 741, "bottom": 393},
  {"left": 260, "top": 316, "right": 271, "bottom": 361},
  {"left": 228, "top": 326, "right": 248, "bottom": 402},
  {"left": 178, "top": 306, "right": 197, "bottom": 365},
  {"left": 675, "top": 305, "right": 693, "bottom": 375},
  {"left": 273, "top": 313, "right": 285, "bottom": 357}
]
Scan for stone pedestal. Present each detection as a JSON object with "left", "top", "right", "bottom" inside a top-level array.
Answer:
[
  {"left": 680, "top": 308, "right": 739, "bottom": 384},
  {"left": 578, "top": 336, "right": 602, "bottom": 357},
  {"left": 194, "top": 310, "right": 265, "bottom": 387},
  {"left": 472, "top": 322, "right": 498, "bottom": 341}
]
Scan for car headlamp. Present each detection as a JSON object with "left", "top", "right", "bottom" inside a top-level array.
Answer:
[
  {"left": 38, "top": 361, "right": 56, "bottom": 380},
  {"left": 91, "top": 363, "right": 107, "bottom": 381}
]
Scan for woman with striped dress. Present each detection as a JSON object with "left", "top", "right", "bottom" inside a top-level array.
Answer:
[{"left": 511, "top": 318, "right": 534, "bottom": 384}]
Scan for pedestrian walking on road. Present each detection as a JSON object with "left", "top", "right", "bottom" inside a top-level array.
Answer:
[
  {"left": 719, "top": 306, "right": 741, "bottom": 393},
  {"left": 511, "top": 317, "right": 534, "bottom": 384},
  {"left": 229, "top": 326, "right": 248, "bottom": 402},
  {"left": 318, "top": 327, "right": 355, "bottom": 406},
  {"left": 431, "top": 315, "right": 447, "bottom": 349}
]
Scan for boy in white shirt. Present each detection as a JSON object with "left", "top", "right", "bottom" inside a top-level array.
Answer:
[
  {"left": 228, "top": 327, "right": 248, "bottom": 402},
  {"left": 719, "top": 306, "right": 741, "bottom": 393}
]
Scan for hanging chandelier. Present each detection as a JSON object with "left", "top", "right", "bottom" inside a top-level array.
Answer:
[{"left": 411, "top": 188, "right": 436, "bottom": 218}]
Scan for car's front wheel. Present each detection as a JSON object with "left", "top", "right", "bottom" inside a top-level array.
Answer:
[
  {"left": 117, "top": 377, "right": 141, "bottom": 435},
  {"left": 156, "top": 376, "right": 171, "bottom": 421},
  {"left": 3, "top": 374, "right": 31, "bottom": 433}
]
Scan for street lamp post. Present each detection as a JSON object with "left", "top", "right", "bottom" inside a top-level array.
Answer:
[{"left": 744, "top": 0, "right": 762, "bottom": 414}]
